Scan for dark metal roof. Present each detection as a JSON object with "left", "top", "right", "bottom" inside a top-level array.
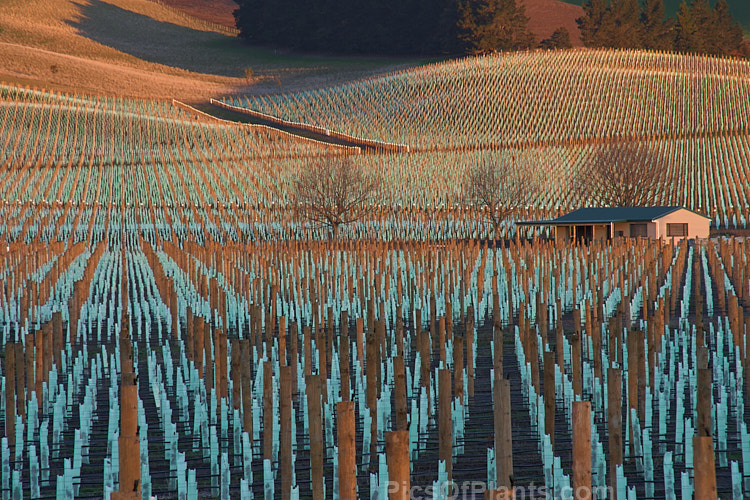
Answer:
[{"left": 519, "top": 206, "right": 709, "bottom": 226}]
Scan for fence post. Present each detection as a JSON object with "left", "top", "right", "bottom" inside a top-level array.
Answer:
[
  {"left": 573, "top": 401, "right": 591, "bottom": 500},
  {"left": 386, "top": 430, "right": 410, "bottom": 500},
  {"left": 338, "top": 401, "right": 357, "bottom": 499}
]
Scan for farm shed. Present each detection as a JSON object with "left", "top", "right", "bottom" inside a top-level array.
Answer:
[{"left": 519, "top": 206, "right": 710, "bottom": 243}]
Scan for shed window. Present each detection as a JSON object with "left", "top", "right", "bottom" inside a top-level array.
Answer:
[
  {"left": 667, "top": 223, "right": 687, "bottom": 237},
  {"left": 630, "top": 224, "right": 648, "bottom": 238}
]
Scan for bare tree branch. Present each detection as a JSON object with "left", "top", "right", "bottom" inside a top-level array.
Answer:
[
  {"left": 463, "top": 157, "right": 538, "bottom": 238},
  {"left": 292, "top": 156, "right": 383, "bottom": 238},
  {"left": 574, "top": 143, "right": 669, "bottom": 207}
]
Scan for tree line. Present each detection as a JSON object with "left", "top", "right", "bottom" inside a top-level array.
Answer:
[
  {"left": 232, "top": 0, "right": 744, "bottom": 56},
  {"left": 232, "top": 0, "right": 570, "bottom": 55},
  {"left": 578, "top": 0, "right": 745, "bottom": 56},
  {"left": 233, "top": 0, "right": 461, "bottom": 55}
]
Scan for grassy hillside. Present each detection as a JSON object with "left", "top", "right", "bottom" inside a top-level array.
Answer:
[
  {"left": 155, "top": 0, "right": 237, "bottom": 29},
  {"left": 0, "top": 0, "right": 419, "bottom": 100}
]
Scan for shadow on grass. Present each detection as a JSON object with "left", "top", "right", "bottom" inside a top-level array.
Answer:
[
  {"left": 66, "top": 0, "right": 424, "bottom": 85},
  {"left": 67, "top": 0, "right": 250, "bottom": 76}
]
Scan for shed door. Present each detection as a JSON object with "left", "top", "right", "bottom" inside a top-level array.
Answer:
[{"left": 629, "top": 224, "right": 648, "bottom": 238}]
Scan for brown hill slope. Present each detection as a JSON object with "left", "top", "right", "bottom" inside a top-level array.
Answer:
[
  {"left": 0, "top": 0, "right": 413, "bottom": 100},
  {"left": 523, "top": 0, "right": 584, "bottom": 47},
  {"left": 157, "top": 0, "right": 237, "bottom": 29}
]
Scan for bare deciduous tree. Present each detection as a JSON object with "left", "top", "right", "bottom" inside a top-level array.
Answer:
[
  {"left": 292, "top": 156, "right": 382, "bottom": 238},
  {"left": 575, "top": 143, "right": 669, "bottom": 207},
  {"left": 463, "top": 157, "right": 536, "bottom": 238}
]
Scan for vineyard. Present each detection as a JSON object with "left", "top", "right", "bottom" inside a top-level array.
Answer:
[
  {"left": 3, "top": 228, "right": 750, "bottom": 498},
  {"left": 222, "top": 50, "right": 750, "bottom": 150},
  {"left": 1, "top": 46, "right": 750, "bottom": 499}
]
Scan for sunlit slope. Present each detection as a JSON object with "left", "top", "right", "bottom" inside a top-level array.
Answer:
[
  {"left": 223, "top": 49, "right": 750, "bottom": 150},
  {"left": 0, "top": 0, "right": 419, "bottom": 99},
  {"left": 0, "top": 0, "right": 242, "bottom": 99}
]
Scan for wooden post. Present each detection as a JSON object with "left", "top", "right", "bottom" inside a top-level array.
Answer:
[
  {"left": 119, "top": 372, "right": 140, "bottom": 494},
  {"left": 279, "top": 316, "right": 287, "bottom": 366},
  {"left": 356, "top": 317, "right": 364, "bottom": 370},
  {"left": 454, "top": 336, "right": 464, "bottom": 405},
  {"left": 375, "top": 319, "right": 384, "bottom": 398},
  {"left": 317, "top": 324, "right": 328, "bottom": 402},
  {"left": 571, "top": 331, "right": 582, "bottom": 397},
  {"left": 338, "top": 401, "right": 357, "bottom": 499},
  {"left": 573, "top": 401, "right": 592, "bottom": 500},
  {"left": 52, "top": 311, "right": 62, "bottom": 369},
  {"left": 366, "top": 328, "right": 378, "bottom": 462},
  {"left": 495, "top": 378, "right": 513, "bottom": 489},
  {"left": 439, "top": 316, "right": 446, "bottom": 366},
  {"left": 240, "top": 340, "right": 253, "bottom": 439},
  {"left": 280, "top": 366, "right": 292, "bottom": 500},
  {"left": 340, "top": 312, "right": 350, "bottom": 402},
  {"left": 697, "top": 367, "right": 712, "bottom": 437},
  {"left": 386, "top": 430, "right": 410, "bottom": 500},
  {"left": 529, "top": 324, "right": 539, "bottom": 392},
  {"left": 635, "top": 330, "right": 646, "bottom": 422},
  {"left": 204, "top": 322, "right": 214, "bottom": 391},
  {"left": 439, "top": 368, "right": 452, "bottom": 480},
  {"left": 543, "top": 351, "right": 555, "bottom": 446},
  {"left": 303, "top": 325, "right": 312, "bottom": 377},
  {"left": 591, "top": 318, "right": 602, "bottom": 381},
  {"left": 24, "top": 332, "right": 34, "bottom": 402},
  {"left": 231, "top": 340, "right": 241, "bottom": 410},
  {"left": 216, "top": 329, "right": 227, "bottom": 402},
  {"left": 493, "top": 319, "right": 503, "bottom": 377},
  {"left": 607, "top": 368, "right": 622, "bottom": 492},
  {"left": 43, "top": 322, "right": 52, "bottom": 382},
  {"left": 693, "top": 436, "right": 717, "bottom": 499},
  {"left": 194, "top": 317, "right": 204, "bottom": 378},
  {"left": 627, "top": 331, "right": 638, "bottom": 452},
  {"left": 14, "top": 342, "right": 24, "bottom": 417},
  {"left": 419, "top": 330, "right": 431, "bottom": 408},
  {"left": 306, "top": 375, "right": 324, "bottom": 499},
  {"left": 395, "top": 307, "right": 404, "bottom": 358},
  {"left": 394, "top": 356, "right": 408, "bottom": 431},
  {"left": 290, "top": 321, "right": 299, "bottom": 397}
]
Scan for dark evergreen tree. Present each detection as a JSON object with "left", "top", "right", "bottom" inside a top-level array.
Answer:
[
  {"left": 602, "top": 0, "right": 643, "bottom": 48},
  {"left": 540, "top": 27, "right": 573, "bottom": 49},
  {"left": 676, "top": 0, "right": 714, "bottom": 54},
  {"left": 713, "top": 0, "right": 744, "bottom": 55},
  {"left": 640, "top": 0, "right": 675, "bottom": 50},
  {"left": 233, "top": 0, "right": 460, "bottom": 55},
  {"left": 233, "top": 0, "right": 270, "bottom": 44},
  {"left": 577, "top": 0, "right": 608, "bottom": 47},
  {"left": 458, "top": 0, "right": 535, "bottom": 53},
  {"left": 232, "top": 0, "right": 746, "bottom": 57}
]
